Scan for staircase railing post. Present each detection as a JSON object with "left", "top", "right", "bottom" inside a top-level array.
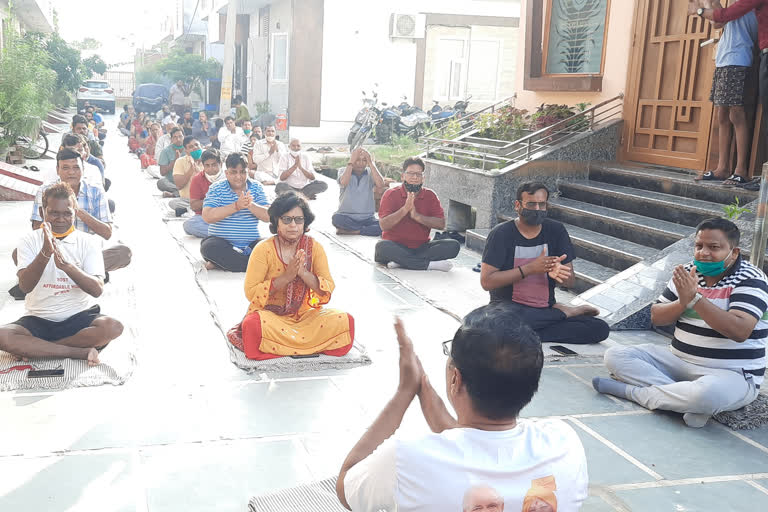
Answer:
[{"left": 751, "top": 166, "right": 768, "bottom": 270}]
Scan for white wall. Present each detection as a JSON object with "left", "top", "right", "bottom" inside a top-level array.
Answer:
[{"left": 291, "top": 0, "right": 520, "bottom": 143}]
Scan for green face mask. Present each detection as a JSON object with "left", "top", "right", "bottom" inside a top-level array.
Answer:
[
  {"left": 190, "top": 148, "right": 203, "bottom": 160},
  {"left": 693, "top": 250, "right": 734, "bottom": 276},
  {"left": 172, "top": 144, "right": 184, "bottom": 150},
  {"left": 244, "top": 129, "right": 252, "bottom": 135}
]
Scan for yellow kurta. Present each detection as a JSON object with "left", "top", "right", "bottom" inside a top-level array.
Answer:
[{"left": 242, "top": 235, "right": 353, "bottom": 356}]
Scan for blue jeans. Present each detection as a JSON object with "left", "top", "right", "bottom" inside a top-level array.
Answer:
[
  {"left": 332, "top": 213, "right": 382, "bottom": 236},
  {"left": 183, "top": 215, "right": 209, "bottom": 238}
]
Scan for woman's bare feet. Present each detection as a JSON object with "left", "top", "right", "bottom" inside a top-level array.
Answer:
[
  {"left": 553, "top": 303, "right": 600, "bottom": 318},
  {"left": 204, "top": 261, "right": 218, "bottom": 271},
  {"left": 336, "top": 228, "right": 360, "bottom": 235}
]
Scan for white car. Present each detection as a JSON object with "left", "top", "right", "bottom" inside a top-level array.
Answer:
[{"left": 76, "top": 79, "right": 116, "bottom": 114}]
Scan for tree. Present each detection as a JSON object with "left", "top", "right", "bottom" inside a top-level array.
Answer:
[
  {"left": 154, "top": 49, "right": 221, "bottom": 98},
  {"left": 83, "top": 55, "right": 107, "bottom": 76}
]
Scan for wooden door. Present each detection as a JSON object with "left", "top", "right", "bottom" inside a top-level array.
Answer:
[{"left": 623, "top": 0, "right": 716, "bottom": 170}]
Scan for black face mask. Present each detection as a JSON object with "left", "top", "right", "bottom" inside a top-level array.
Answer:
[
  {"left": 519, "top": 208, "right": 547, "bottom": 225},
  {"left": 404, "top": 183, "right": 423, "bottom": 193}
]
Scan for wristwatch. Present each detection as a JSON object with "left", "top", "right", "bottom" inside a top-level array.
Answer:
[
  {"left": 687, "top": 292, "right": 703, "bottom": 309},
  {"left": 697, "top": 7, "right": 705, "bottom": 16}
]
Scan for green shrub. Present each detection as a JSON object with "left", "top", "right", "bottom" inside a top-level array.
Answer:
[{"left": 0, "top": 22, "right": 55, "bottom": 152}]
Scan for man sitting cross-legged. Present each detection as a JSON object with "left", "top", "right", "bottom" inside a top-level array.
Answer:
[
  {"left": 337, "top": 302, "right": 588, "bottom": 511},
  {"left": 275, "top": 138, "right": 329, "bottom": 199},
  {"left": 155, "top": 127, "right": 184, "bottom": 196},
  {"left": 201, "top": 153, "right": 270, "bottom": 272},
  {"left": 374, "top": 156, "right": 459, "bottom": 271},
  {"left": 332, "top": 147, "right": 385, "bottom": 237},
  {"left": 168, "top": 135, "right": 203, "bottom": 214},
  {"left": 0, "top": 183, "right": 123, "bottom": 366},
  {"left": 480, "top": 182, "right": 609, "bottom": 345},
  {"left": 183, "top": 148, "right": 223, "bottom": 238},
  {"left": 594, "top": 218, "right": 767, "bottom": 428}
]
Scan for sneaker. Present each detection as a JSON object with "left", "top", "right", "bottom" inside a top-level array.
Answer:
[{"left": 175, "top": 207, "right": 188, "bottom": 217}]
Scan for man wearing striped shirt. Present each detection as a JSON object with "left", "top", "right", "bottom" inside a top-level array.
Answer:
[
  {"left": 594, "top": 218, "right": 767, "bottom": 428},
  {"left": 201, "top": 153, "right": 270, "bottom": 272}
]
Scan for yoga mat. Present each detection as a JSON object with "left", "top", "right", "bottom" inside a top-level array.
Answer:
[
  {"left": 248, "top": 477, "right": 351, "bottom": 512},
  {"left": 0, "top": 282, "right": 138, "bottom": 392},
  {"left": 162, "top": 220, "right": 372, "bottom": 376},
  {"left": 714, "top": 392, "right": 768, "bottom": 430}
]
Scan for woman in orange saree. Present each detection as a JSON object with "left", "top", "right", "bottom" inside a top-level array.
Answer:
[{"left": 228, "top": 192, "right": 354, "bottom": 360}]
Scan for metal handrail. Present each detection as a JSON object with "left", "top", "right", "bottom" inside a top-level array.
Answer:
[
  {"left": 422, "top": 93, "right": 624, "bottom": 170},
  {"left": 421, "top": 94, "right": 517, "bottom": 140}
]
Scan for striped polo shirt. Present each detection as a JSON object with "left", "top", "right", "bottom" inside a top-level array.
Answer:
[
  {"left": 658, "top": 257, "right": 768, "bottom": 386},
  {"left": 203, "top": 178, "right": 268, "bottom": 250}
]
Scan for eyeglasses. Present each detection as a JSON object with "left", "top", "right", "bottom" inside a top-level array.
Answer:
[
  {"left": 522, "top": 201, "right": 547, "bottom": 210},
  {"left": 280, "top": 216, "right": 305, "bottom": 225},
  {"left": 442, "top": 339, "right": 452, "bottom": 356}
]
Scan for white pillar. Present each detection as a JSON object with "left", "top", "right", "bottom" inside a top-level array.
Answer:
[{"left": 219, "top": 0, "right": 239, "bottom": 117}]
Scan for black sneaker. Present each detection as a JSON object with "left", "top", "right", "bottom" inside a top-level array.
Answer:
[
  {"left": 8, "top": 284, "right": 25, "bottom": 300},
  {"left": 175, "top": 207, "right": 188, "bottom": 217}
]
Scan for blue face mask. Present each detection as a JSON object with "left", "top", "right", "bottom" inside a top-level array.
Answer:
[{"left": 694, "top": 250, "right": 734, "bottom": 276}]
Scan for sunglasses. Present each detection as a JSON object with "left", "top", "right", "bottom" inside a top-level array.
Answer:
[{"left": 280, "top": 216, "right": 305, "bottom": 225}]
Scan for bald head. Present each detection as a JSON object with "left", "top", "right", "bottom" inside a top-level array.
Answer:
[{"left": 462, "top": 485, "right": 504, "bottom": 512}]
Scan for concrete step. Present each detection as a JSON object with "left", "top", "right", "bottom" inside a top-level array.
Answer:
[
  {"left": 590, "top": 163, "right": 759, "bottom": 206},
  {"left": 559, "top": 180, "right": 726, "bottom": 227},
  {"left": 572, "top": 258, "right": 620, "bottom": 295},
  {"left": 561, "top": 222, "right": 657, "bottom": 271},
  {"left": 546, "top": 197, "right": 695, "bottom": 250}
]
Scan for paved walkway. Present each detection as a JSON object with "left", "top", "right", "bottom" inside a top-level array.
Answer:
[{"left": 0, "top": 116, "right": 767, "bottom": 511}]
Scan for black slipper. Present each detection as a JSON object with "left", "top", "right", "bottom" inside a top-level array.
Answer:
[
  {"left": 28, "top": 165, "right": 40, "bottom": 172},
  {"left": 696, "top": 171, "right": 721, "bottom": 181},
  {"left": 723, "top": 174, "right": 748, "bottom": 186},
  {"left": 8, "top": 284, "right": 25, "bottom": 300},
  {"left": 472, "top": 263, "right": 481, "bottom": 273},
  {"left": 740, "top": 178, "right": 761, "bottom": 191}
]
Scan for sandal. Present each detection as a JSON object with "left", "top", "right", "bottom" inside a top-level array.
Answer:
[
  {"left": 723, "top": 174, "right": 748, "bottom": 186},
  {"left": 695, "top": 171, "right": 723, "bottom": 181},
  {"left": 740, "top": 178, "right": 761, "bottom": 191}
]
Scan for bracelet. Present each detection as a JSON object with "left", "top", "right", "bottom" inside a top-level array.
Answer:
[
  {"left": 518, "top": 266, "right": 525, "bottom": 279},
  {"left": 40, "top": 249, "right": 52, "bottom": 259}
]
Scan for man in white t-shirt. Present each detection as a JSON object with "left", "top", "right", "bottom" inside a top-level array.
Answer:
[
  {"left": 338, "top": 302, "right": 588, "bottom": 511},
  {"left": 250, "top": 125, "right": 286, "bottom": 184},
  {"left": 275, "top": 138, "right": 328, "bottom": 199},
  {"left": 217, "top": 116, "right": 245, "bottom": 157},
  {"left": 0, "top": 183, "right": 123, "bottom": 365}
]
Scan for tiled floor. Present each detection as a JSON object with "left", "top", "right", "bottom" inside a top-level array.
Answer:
[{"left": 0, "top": 116, "right": 767, "bottom": 511}]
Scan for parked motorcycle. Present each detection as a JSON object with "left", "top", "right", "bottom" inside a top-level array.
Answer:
[
  {"left": 348, "top": 86, "right": 382, "bottom": 151},
  {"left": 429, "top": 95, "right": 472, "bottom": 122},
  {"left": 375, "top": 96, "right": 431, "bottom": 144}
]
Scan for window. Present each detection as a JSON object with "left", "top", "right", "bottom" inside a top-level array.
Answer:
[
  {"left": 543, "top": 0, "right": 609, "bottom": 75},
  {"left": 435, "top": 38, "right": 467, "bottom": 101},
  {"left": 523, "top": 0, "right": 606, "bottom": 91},
  {"left": 271, "top": 33, "right": 288, "bottom": 82},
  {"left": 468, "top": 40, "right": 502, "bottom": 101}
]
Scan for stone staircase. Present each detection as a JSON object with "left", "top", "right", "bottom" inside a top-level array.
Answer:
[{"left": 466, "top": 163, "right": 758, "bottom": 294}]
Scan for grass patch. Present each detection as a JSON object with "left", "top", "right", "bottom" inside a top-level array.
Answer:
[{"left": 370, "top": 136, "right": 421, "bottom": 179}]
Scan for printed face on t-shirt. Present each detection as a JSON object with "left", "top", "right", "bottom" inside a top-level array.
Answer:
[{"left": 462, "top": 485, "right": 504, "bottom": 512}]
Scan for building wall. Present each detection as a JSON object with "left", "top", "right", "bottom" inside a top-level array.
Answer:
[
  {"left": 513, "top": 0, "right": 634, "bottom": 112},
  {"left": 291, "top": 0, "right": 521, "bottom": 143}
]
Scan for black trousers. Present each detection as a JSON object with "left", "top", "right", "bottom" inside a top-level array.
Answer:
[
  {"left": 200, "top": 236, "right": 258, "bottom": 272},
  {"left": 374, "top": 239, "right": 460, "bottom": 270},
  {"left": 501, "top": 300, "right": 609, "bottom": 344}
]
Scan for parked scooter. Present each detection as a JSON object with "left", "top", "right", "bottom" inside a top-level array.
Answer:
[
  {"left": 429, "top": 95, "right": 472, "bottom": 122},
  {"left": 348, "top": 86, "right": 382, "bottom": 151},
  {"left": 375, "top": 95, "right": 431, "bottom": 144}
]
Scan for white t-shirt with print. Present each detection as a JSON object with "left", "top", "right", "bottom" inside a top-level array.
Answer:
[
  {"left": 344, "top": 419, "right": 588, "bottom": 512},
  {"left": 17, "top": 229, "right": 105, "bottom": 322}
]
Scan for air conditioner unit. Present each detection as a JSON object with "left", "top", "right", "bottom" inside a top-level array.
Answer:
[{"left": 390, "top": 13, "right": 426, "bottom": 39}]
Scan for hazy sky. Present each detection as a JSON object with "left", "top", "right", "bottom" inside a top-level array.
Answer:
[{"left": 56, "top": 0, "right": 174, "bottom": 65}]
